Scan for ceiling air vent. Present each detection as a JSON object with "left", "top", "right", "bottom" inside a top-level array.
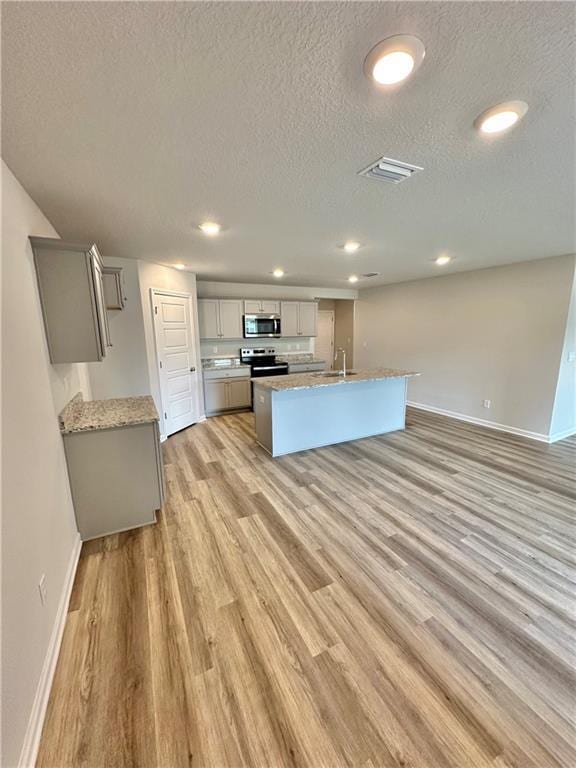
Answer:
[
  {"left": 361, "top": 272, "right": 380, "bottom": 279},
  {"left": 358, "top": 156, "right": 423, "bottom": 184}
]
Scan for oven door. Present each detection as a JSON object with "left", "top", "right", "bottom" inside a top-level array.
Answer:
[
  {"left": 251, "top": 363, "right": 289, "bottom": 377},
  {"left": 243, "top": 314, "right": 281, "bottom": 338}
]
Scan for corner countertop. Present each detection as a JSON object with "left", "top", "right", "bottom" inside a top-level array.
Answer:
[
  {"left": 252, "top": 368, "right": 420, "bottom": 392},
  {"left": 59, "top": 392, "right": 159, "bottom": 434}
]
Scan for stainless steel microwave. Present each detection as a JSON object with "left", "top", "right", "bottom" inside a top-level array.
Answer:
[{"left": 243, "top": 313, "right": 281, "bottom": 338}]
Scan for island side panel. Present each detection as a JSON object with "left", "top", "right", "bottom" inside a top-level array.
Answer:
[
  {"left": 269, "top": 377, "right": 407, "bottom": 456},
  {"left": 253, "top": 383, "right": 274, "bottom": 454}
]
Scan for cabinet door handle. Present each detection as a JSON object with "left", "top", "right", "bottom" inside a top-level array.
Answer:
[{"left": 190, "top": 366, "right": 196, "bottom": 372}]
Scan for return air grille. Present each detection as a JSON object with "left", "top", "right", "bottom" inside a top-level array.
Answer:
[{"left": 358, "top": 156, "right": 423, "bottom": 184}]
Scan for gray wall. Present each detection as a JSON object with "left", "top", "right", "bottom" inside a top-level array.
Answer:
[
  {"left": 1, "top": 162, "right": 89, "bottom": 767},
  {"left": 355, "top": 255, "right": 576, "bottom": 438}
]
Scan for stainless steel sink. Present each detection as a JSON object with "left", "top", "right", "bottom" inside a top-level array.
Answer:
[{"left": 312, "top": 371, "right": 358, "bottom": 378}]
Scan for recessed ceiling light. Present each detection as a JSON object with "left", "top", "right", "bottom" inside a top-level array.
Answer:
[
  {"left": 474, "top": 101, "right": 528, "bottom": 135},
  {"left": 348, "top": 275, "right": 359, "bottom": 283},
  {"left": 273, "top": 268, "right": 285, "bottom": 278},
  {"left": 343, "top": 241, "right": 361, "bottom": 253},
  {"left": 174, "top": 263, "right": 186, "bottom": 270},
  {"left": 199, "top": 221, "right": 221, "bottom": 236},
  {"left": 364, "top": 35, "right": 425, "bottom": 86},
  {"left": 435, "top": 255, "right": 451, "bottom": 266}
]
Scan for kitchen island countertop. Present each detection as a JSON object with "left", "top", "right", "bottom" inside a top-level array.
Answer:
[{"left": 252, "top": 368, "right": 420, "bottom": 392}]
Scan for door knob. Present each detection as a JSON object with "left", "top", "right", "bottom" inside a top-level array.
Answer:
[{"left": 190, "top": 366, "right": 196, "bottom": 372}]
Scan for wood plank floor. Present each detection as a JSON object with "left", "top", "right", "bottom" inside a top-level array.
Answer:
[{"left": 37, "top": 408, "right": 576, "bottom": 768}]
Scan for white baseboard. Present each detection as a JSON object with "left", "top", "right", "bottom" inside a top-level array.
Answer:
[
  {"left": 406, "top": 401, "right": 551, "bottom": 443},
  {"left": 18, "top": 534, "right": 82, "bottom": 768},
  {"left": 549, "top": 426, "right": 576, "bottom": 443}
]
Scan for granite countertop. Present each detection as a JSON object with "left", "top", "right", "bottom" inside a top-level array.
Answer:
[
  {"left": 252, "top": 368, "right": 420, "bottom": 392},
  {"left": 59, "top": 392, "right": 159, "bottom": 434},
  {"left": 201, "top": 358, "right": 250, "bottom": 369},
  {"left": 276, "top": 353, "right": 325, "bottom": 364}
]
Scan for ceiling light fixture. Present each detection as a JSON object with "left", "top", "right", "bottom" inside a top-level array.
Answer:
[
  {"left": 364, "top": 35, "right": 425, "bottom": 86},
  {"left": 272, "top": 268, "right": 285, "bottom": 278},
  {"left": 343, "top": 241, "right": 361, "bottom": 253},
  {"left": 435, "top": 254, "right": 451, "bottom": 266},
  {"left": 174, "top": 263, "right": 186, "bottom": 270},
  {"left": 348, "top": 275, "right": 359, "bottom": 283},
  {"left": 474, "top": 101, "right": 528, "bottom": 135},
  {"left": 199, "top": 221, "right": 221, "bottom": 236}
]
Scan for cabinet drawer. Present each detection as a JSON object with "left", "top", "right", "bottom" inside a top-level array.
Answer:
[{"left": 203, "top": 368, "right": 250, "bottom": 380}]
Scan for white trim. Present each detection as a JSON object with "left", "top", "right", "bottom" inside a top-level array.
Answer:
[
  {"left": 549, "top": 426, "right": 576, "bottom": 443},
  {"left": 18, "top": 534, "right": 82, "bottom": 768},
  {"left": 407, "top": 401, "right": 551, "bottom": 443}
]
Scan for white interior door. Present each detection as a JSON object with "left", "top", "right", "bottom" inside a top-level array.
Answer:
[
  {"left": 315, "top": 310, "right": 334, "bottom": 369},
  {"left": 152, "top": 291, "right": 200, "bottom": 436}
]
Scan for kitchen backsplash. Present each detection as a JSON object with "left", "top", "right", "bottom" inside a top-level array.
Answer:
[{"left": 200, "top": 338, "right": 314, "bottom": 359}]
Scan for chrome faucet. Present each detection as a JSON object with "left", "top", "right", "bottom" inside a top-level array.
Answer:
[{"left": 334, "top": 347, "right": 347, "bottom": 376}]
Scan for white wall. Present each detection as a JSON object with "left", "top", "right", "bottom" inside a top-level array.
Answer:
[
  {"left": 355, "top": 255, "right": 576, "bottom": 439},
  {"left": 197, "top": 280, "right": 357, "bottom": 301},
  {"left": 550, "top": 267, "right": 576, "bottom": 439},
  {"left": 1, "top": 162, "right": 88, "bottom": 767},
  {"left": 87, "top": 257, "right": 150, "bottom": 399},
  {"left": 137, "top": 262, "right": 204, "bottom": 436}
]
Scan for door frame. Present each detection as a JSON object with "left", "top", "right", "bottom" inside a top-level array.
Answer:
[
  {"left": 316, "top": 309, "right": 335, "bottom": 370},
  {"left": 150, "top": 288, "right": 203, "bottom": 439}
]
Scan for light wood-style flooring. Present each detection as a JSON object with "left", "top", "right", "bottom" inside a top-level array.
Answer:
[{"left": 37, "top": 409, "right": 576, "bottom": 767}]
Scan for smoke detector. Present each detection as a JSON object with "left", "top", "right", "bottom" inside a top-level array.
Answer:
[{"left": 358, "top": 156, "right": 423, "bottom": 184}]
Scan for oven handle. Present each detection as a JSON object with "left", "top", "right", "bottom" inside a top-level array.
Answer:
[{"left": 252, "top": 365, "right": 288, "bottom": 371}]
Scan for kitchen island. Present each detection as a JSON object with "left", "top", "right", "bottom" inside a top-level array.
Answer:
[{"left": 252, "top": 368, "right": 420, "bottom": 457}]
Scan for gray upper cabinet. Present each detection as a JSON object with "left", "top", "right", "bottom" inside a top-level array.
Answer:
[
  {"left": 30, "top": 237, "right": 111, "bottom": 363},
  {"left": 198, "top": 298, "right": 243, "bottom": 339},
  {"left": 280, "top": 301, "right": 300, "bottom": 336},
  {"left": 281, "top": 301, "right": 317, "bottom": 337},
  {"left": 102, "top": 266, "right": 125, "bottom": 310},
  {"left": 298, "top": 301, "right": 317, "bottom": 336},
  {"left": 244, "top": 299, "right": 281, "bottom": 314}
]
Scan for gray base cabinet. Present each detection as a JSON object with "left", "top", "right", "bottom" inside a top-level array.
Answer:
[
  {"left": 63, "top": 422, "right": 164, "bottom": 540},
  {"left": 203, "top": 369, "right": 252, "bottom": 415}
]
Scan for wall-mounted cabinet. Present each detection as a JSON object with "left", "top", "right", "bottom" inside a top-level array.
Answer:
[
  {"left": 30, "top": 236, "right": 112, "bottom": 363},
  {"left": 102, "top": 266, "right": 125, "bottom": 310},
  {"left": 281, "top": 301, "right": 317, "bottom": 337},
  {"left": 244, "top": 299, "right": 281, "bottom": 314},
  {"left": 198, "top": 298, "right": 243, "bottom": 339}
]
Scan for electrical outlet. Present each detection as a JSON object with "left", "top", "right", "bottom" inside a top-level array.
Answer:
[
  {"left": 482, "top": 399, "right": 491, "bottom": 409},
  {"left": 212, "top": 346, "right": 218, "bottom": 354},
  {"left": 38, "top": 574, "right": 47, "bottom": 606},
  {"left": 568, "top": 351, "right": 576, "bottom": 363}
]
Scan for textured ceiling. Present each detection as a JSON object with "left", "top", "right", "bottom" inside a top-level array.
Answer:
[{"left": 2, "top": 1, "right": 575, "bottom": 288}]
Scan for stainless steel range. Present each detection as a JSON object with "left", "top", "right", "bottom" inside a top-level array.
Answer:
[
  {"left": 240, "top": 347, "right": 289, "bottom": 378},
  {"left": 241, "top": 348, "right": 289, "bottom": 411}
]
